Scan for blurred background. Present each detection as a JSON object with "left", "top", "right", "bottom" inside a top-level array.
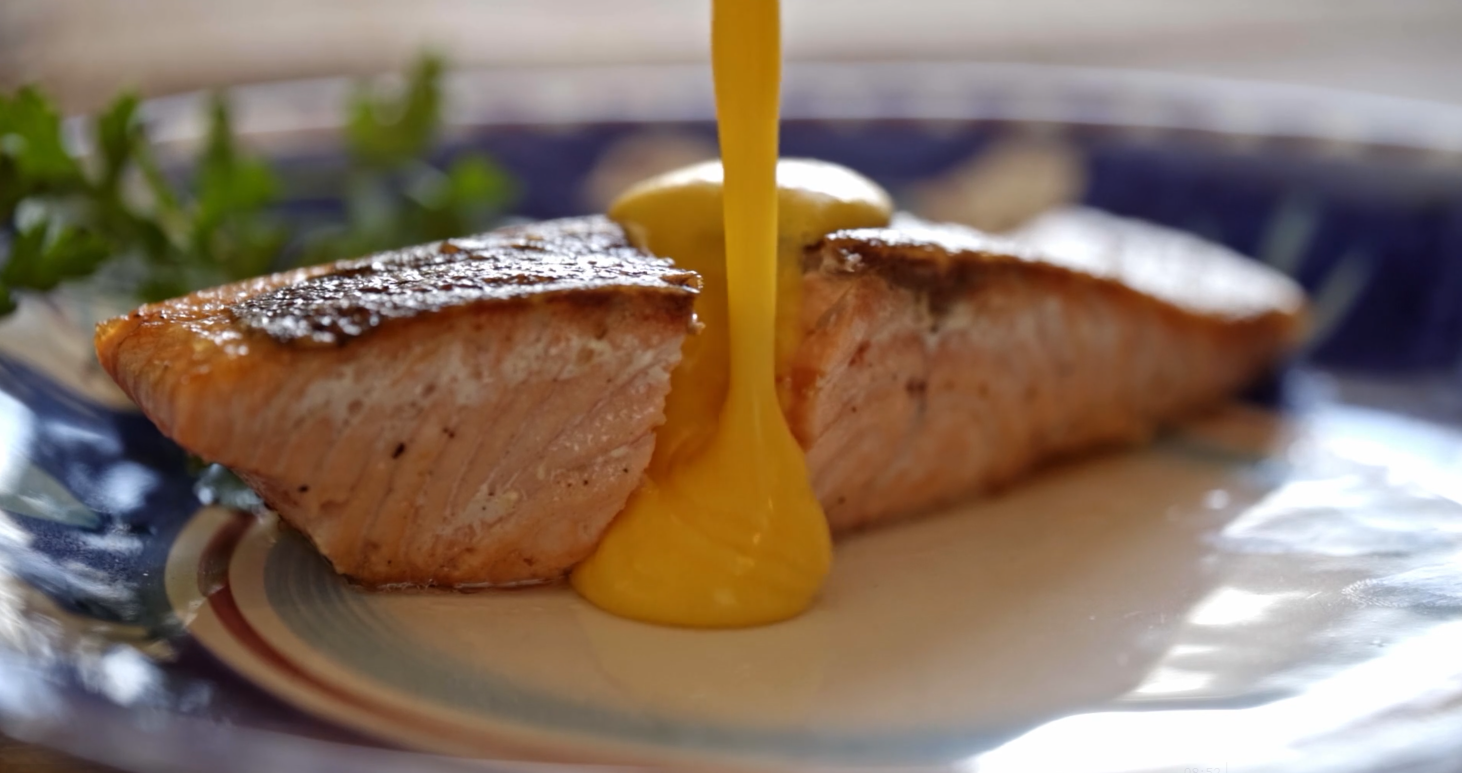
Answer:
[{"left": 4, "top": 0, "right": 1462, "bottom": 111}]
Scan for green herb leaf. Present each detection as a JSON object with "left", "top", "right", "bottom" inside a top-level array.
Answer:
[
  {"left": 346, "top": 54, "right": 444, "bottom": 169},
  {"left": 0, "top": 87, "right": 85, "bottom": 193},
  {"left": 191, "top": 93, "right": 286, "bottom": 282},
  {"left": 446, "top": 154, "right": 515, "bottom": 208},
  {"left": 1, "top": 220, "right": 111, "bottom": 295},
  {"left": 94, "top": 92, "right": 142, "bottom": 194},
  {"left": 0, "top": 53, "right": 515, "bottom": 316}
]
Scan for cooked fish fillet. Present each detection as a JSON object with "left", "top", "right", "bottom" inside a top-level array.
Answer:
[
  {"left": 96, "top": 208, "right": 1303, "bottom": 587},
  {"left": 789, "top": 207, "right": 1304, "bottom": 531},
  {"left": 95, "top": 217, "right": 699, "bottom": 587}
]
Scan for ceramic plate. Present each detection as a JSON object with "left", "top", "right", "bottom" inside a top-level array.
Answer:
[{"left": 4, "top": 63, "right": 1462, "bottom": 773}]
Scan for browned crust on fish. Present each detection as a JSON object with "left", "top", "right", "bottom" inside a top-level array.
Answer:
[{"left": 233, "top": 217, "right": 697, "bottom": 346}]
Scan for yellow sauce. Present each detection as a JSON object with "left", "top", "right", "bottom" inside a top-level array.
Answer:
[
  {"left": 607, "top": 159, "right": 891, "bottom": 470},
  {"left": 570, "top": 0, "right": 892, "bottom": 627}
]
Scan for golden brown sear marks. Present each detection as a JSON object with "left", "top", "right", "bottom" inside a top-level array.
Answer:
[{"left": 233, "top": 216, "right": 699, "bottom": 346}]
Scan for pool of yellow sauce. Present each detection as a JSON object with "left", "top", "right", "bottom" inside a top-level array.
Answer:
[{"left": 570, "top": 0, "right": 892, "bottom": 628}]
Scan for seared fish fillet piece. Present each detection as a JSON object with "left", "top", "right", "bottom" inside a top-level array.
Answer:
[
  {"left": 95, "top": 217, "right": 698, "bottom": 587},
  {"left": 789, "top": 207, "right": 1304, "bottom": 530},
  {"left": 96, "top": 208, "right": 1303, "bottom": 587}
]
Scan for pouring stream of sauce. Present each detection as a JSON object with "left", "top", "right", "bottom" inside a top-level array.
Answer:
[{"left": 571, "top": 0, "right": 891, "bottom": 627}]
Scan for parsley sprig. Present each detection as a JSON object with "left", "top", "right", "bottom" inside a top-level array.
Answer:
[{"left": 0, "top": 54, "right": 515, "bottom": 315}]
